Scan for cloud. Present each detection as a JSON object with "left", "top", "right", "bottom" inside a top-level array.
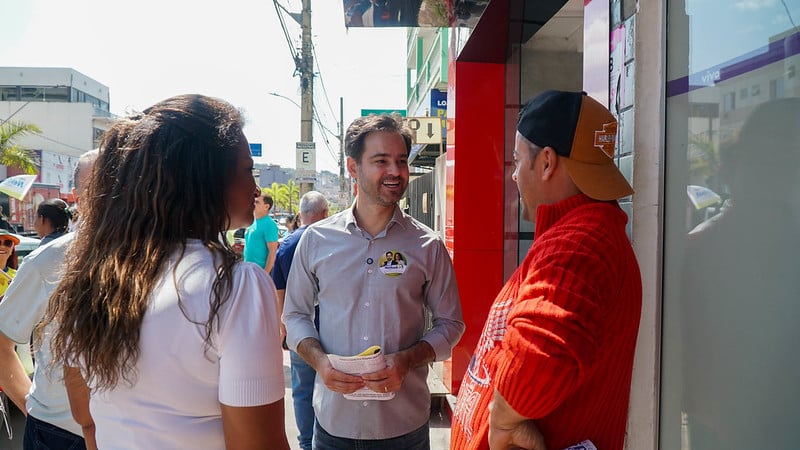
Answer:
[
  {"left": 734, "top": 0, "right": 777, "bottom": 12},
  {"left": 773, "top": 13, "right": 789, "bottom": 24}
]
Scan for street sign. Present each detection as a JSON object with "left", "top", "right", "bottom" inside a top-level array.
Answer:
[
  {"left": 296, "top": 142, "right": 316, "bottom": 170},
  {"left": 405, "top": 117, "right": 442, "bottom": 145},
  {"left": 295, "top": 169, "right": 316, "bottom": 183},
  {"left": 295, "top": 142, "right": 316, "bottom": 184},
  {"left": 361, "top": 108, "right": 406, "bottom": 117},
  {"left": 249, "top": 143, "right": 262, "bottom": 157}
]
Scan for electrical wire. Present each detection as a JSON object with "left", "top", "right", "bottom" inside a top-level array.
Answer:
[
  {"left": 272, "top": 0, "right": 342, "bottom": 171},
  {"left": 312, "top": 43, "right": 339, "bottom": 123},
  {"left": 273, "top": 0, "right": 302, "bottom": 75},
  {"left": 37, "top": 134, "right": 89, "bottom": 153},
  {"left": 312, "top": 105, "right": 340, "bottom": 163},
  {"left": 781, "top": 0, "right": 799, "bottom": 34}
]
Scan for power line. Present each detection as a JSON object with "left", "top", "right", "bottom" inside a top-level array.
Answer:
[
  {"left": 312, "top": 43, "right": 339, "bottom": 123},
  {"left": 781, "top": 0, "right": 799, "bottom": 34},
  {"left": 272, "top": 0, "right": 302, "bottom": 76},
  {"left": 312, "top": 104, "right": 339, "bottom": 163},
  {"left": 37, "top": 134, "right": 88, "bottom": 153}
]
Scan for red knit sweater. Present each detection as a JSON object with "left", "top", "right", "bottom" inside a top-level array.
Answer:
[{"left": 451, "top": 194, "right": 642, "bottom": 450}]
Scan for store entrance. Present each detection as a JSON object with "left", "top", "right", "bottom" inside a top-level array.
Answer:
[{"left": 509, "top": 0, "right": 585, "bottom": 274}]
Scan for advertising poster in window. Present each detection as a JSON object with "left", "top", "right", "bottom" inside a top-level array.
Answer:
[{"left": 342, "top": 0, "right": 488, "bottom": 28}]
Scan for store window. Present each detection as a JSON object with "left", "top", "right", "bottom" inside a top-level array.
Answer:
[{"left": 662, "top": 1, "right": 800, "bottom": 449}]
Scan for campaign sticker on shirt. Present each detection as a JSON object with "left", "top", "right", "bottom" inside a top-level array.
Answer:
[{"left": 379, "top": 250, "right": 407, "bottom": 276}]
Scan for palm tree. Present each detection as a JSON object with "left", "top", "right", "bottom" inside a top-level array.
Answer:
[
  {"left": 262, "top": 182, "right": 289, "bottom": 212},
  {"left": 0, "top": 121, "right": 40, "bottom": 174},
  {"left": 285, "top": 180, "right": 300, "bottom": 214},
  {"left": 688, "top": 131, "right": 720, "bottom": 190}
]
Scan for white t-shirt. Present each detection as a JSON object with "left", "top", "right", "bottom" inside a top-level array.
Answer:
[
  {"left": 89, "top": 240, "right": 285, "bottom": 449},
  {"left": 0, "top": 233, "right": 81, "bottom": 435}
]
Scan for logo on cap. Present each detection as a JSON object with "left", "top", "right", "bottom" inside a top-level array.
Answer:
[{"left": 594, "top": 122, "right": 617, "bottom": 159}]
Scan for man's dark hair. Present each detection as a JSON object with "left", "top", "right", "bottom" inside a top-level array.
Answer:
[
  {"left": 261, "top": 194, "right": 274, "bottom": 209},
  {"left": 344, "top": 114, "right": 412, "bottom": 163}
]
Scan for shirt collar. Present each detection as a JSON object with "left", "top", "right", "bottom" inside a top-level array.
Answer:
[
  {"left": 344, "top": 203, "right": 408, "bottom": 233},
  {"left": 534, "top": 193, "right": 620, "bottom": 236}
]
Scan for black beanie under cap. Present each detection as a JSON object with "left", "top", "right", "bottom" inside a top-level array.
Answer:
[{"left": 516, "top": 90, "right": 585, "bottom": 156}]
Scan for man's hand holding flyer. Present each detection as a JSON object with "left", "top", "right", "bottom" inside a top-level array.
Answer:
[{"left": 327, "top": 345, "right": 395, "bottom": 400}]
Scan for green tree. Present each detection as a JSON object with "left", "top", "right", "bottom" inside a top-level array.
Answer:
[
  {"left": 0, "top": 121, "right": 40, "bottom": 174},
  {"left": 688, "top": 132, "right": 720, "bottom": 189},
  {"left": 262, "top": 182, "right": 289, "bottom": 212},
  {"left": 261, "top": 181, "right": 300, "bottom": 214},
  {"left": 284, "top": 180, "right": 300, "bottom": 214}
]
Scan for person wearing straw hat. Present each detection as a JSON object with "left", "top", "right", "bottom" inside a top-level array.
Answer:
[
  {"left": 451, "top": 90, "right": 642, "bottom": 450},
  {"left": 0, "top": 230, "right": 19, "bottom": 298},
  {"left": 0, "top": 229, "right": 19, "bottom": 297}
]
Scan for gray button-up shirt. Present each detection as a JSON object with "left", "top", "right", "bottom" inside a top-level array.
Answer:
[{"left": 283, "top": 206, "right": 464, "bottom": 440}]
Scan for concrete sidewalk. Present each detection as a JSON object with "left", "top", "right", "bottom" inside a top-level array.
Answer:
[
  {"left": 281, "top": 350, "right": 452, "bottom": 450},
  {"left": 0, "top": 351, "right": 452, "bottom": 450}
]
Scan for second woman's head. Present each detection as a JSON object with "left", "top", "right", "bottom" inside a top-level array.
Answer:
[{"left": 35, "top": 198, "right": 71, "bottom": 238}]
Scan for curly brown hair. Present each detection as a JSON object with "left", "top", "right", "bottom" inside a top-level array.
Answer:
[{"left": 44, "top": 94, "right": 245, "bottom": 390}]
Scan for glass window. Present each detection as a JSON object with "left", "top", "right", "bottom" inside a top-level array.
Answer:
[
  {"left": 42, "top": 86, "right": 69, "bottom": 102},
  {"left": 770, "top": 77, "right": 785, "bottom": 99},
  {"left": 722, "top": 91, "right": 735, "bottom": 112},
  {"left": 0, "top": 86, "right": 19, "bottom": 101},
  {"left": 662, "top": 1, "right": 800, "bottom": 449},
  {"left": 20, "top": 87, "right": 41, "bottom": 101}
]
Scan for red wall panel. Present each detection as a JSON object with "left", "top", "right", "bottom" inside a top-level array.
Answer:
[{"left": 446, "top": 60, "right": 507, "bottom": 393}]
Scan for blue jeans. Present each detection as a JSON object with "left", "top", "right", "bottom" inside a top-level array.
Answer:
[
  {"left": 313, "top": 422, "right": 430, "bottom": 450},
  {"left": 23, "top": 414, "right": 86, "bottom": 450},
  {"left": 291, "top": 350, "right": 316, "bottom": 450}
]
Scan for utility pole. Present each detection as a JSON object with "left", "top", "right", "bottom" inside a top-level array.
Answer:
[
  {"left": 338, "top": 97, "right": 350, "bottom": 208},
  {"left": 298, "top": 0, "right": 315, "bottom": 195}
]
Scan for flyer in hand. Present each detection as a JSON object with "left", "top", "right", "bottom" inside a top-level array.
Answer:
[
  {"left": 564, "top": 440, "right": 598, "bottom": 450},
  {"left": 327, "top": 345, "right": 395, "bottom": 401}
]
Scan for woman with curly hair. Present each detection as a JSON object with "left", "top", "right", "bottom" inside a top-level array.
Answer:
[{"left": 45, "top": 94, "right": 289, "bottom": 450}]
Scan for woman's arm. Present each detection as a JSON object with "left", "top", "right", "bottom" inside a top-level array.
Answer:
[
  {"left": 221, "top": 400, "right": 290, "bottom": 450},
  {"left": 0, "top": 334, "right": 31, "bottom": 414},
  {"left": 64, "top": 366, "right": 97, "bottom": 450}
]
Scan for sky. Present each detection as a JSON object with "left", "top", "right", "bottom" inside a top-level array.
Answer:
[
  {"left": 0, "top": 0, "right": 409, "bottom": 173},
  {"left": 682, "top": 0, "right": 799, "bottom": 73}
]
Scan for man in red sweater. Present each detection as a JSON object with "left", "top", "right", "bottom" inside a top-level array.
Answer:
[{"left": 451, "top": 90, "right": 642, "bottom": 450}]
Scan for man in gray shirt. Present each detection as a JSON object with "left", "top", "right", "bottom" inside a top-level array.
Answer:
[{"left": 283, "top": 114, "right": 464, "bottom": 449}]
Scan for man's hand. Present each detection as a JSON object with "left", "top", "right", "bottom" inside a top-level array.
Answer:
[
  {"left": 488, "top": 390, "right": 547, "bottom": 450},
  {"left": 317, "top": 362, "right": 366, "bottom": 394},
  {"left": 297, "top": 338, "right": 365, "bottom": 394},
  {"left": 360, "top": 342, "right": 434, "bottom": 394},
  {"left": 360, "top": 351, "right": 411, "bottom": 394},
  {"left": 279, "top": 323, "right": 287, "bottom": 344}
]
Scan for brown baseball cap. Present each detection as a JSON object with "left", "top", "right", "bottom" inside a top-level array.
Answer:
[{"left": 517, "top": 90, "right": 634, "bottom": 201}]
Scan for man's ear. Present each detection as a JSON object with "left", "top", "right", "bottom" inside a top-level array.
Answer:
[
  {"left": 540, "top": 147, "right": 559, "bottom": 180},
  {"left": 72, "top": 187, "right": 81, "bottom": 214},
  {"left": 346, "top": 156, "right": 358, "bottom": 180}
]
